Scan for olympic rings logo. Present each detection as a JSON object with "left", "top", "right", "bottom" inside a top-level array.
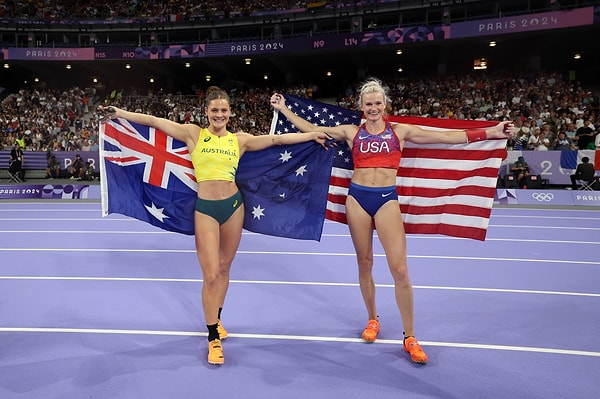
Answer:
[{"left": 532, "top": 192, "right": 554, "bottom": 202}]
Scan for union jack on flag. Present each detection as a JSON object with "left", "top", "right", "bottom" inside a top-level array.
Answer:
[
  {"left": 100, "top": 119, "right": 198, "bottom": 234},
  {"left": 271, "top": 95, "right": 507, "bottom": 240}
]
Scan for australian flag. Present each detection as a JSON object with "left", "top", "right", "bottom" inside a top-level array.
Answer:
[{"left": 99, "top": 118, "right": 334, "bottom": 240}]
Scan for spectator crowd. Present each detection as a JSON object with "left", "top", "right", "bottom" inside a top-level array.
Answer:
[
  {"left": 3, "top": 3, "right": 597, "bottom": 152},
  {"left": 0, "top": 1, "right": 379, "bottom": 21},
  {"left": 1, "top": 71, "right": 599, "bottom": 154}
]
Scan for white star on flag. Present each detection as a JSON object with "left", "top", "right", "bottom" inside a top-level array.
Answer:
[
  {"left": 145, "top": 202, "right": 169, "bottom": 222},
  {"left": 252, "top": 205, "right": 265, "bottom": 220},
  {"left": 279, "top": 150, "right": 293, "bottom": 163},
  {"left": 295, "top": 165, "right": 308, "bottom": 176}
]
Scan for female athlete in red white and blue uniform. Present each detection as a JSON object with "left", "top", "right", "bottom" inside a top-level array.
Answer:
[{"left": 270, "top": 78, "right": 513, "bottom": 364}]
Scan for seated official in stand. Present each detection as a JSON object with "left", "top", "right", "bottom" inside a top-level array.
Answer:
[
  {"left": 68, "top": 154, "right": 85, "bottom": 180},
  {"left": 80, "top": 161, "right": 95, "bottom": 181},
  {"left": 511, "top": 156, "right": 530, "bottom": 188},
  {"left": 570, "top": 157, "right": 596, "bottom": 190},
  {"left": 46, "top": 154, "right": 61, "bottom": 179}
]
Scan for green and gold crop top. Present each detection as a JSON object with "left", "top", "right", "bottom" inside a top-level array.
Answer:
[{"left": 191, "top": 128, "right": 240, "bottom": 182}]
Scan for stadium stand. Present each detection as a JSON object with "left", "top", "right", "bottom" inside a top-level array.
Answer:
[{"left": 0, "top": 0, "right": 598, "bottom": 188}]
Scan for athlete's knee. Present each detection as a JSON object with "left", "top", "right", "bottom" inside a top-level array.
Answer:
[
  {"left": 202, "top": 270, "right": 221, "bottom": 287},
  {"left": 218, "top": 260, "right": 232, "bottom": 276},
  {"left": 389, "top": 264, "right": 410, "bottom": 284},
  {"left": 356, "top": 256, "right": 374, "bottom": 273}
]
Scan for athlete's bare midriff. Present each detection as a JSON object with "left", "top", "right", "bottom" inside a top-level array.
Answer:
[
  {"left": 351, "top": 167, "right": 397, "bottom": 187},
  {"left": 197, "top": 180, "right": 239, "bottom": 200}
]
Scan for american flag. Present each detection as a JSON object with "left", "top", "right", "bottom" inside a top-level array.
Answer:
[
  {"left": 271, "top": 95, "right": 507, "bottom": 240},
  {"left": 99, "top": 118, "right": 334, "bottom": 240}
]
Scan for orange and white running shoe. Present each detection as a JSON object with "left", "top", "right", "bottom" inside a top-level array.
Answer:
[
  {"left": 208, "top": 339, "right": 224, "bottom": 365},
  {"left": 403, "top": 336, "right": 428, "bottom": 364},
  {"left": 361, "top": 319, "right": 380, "bottom": 342}
]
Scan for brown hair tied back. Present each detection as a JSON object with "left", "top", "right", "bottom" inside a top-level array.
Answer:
[{"left": 206, "top": 86, "right": 230, "bottom": 105}]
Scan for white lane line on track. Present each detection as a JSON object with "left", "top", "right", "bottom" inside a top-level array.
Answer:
[
  {"left": 407, "top": 235, "right": 600, "bottom": 245},
  {"left": 3, "top": 218, "right": 600, "bottom": 229},
  {"left": 0, "top": 218, "right": 117, "bottom": 221},
  {"left": 0, "top": 227, "right": 600, "bottom": 236},
  {"left": 0, "top": 210, "right": 99, "bottom": 212},
  {"left": 0, "top": 276, "right": 598, "bottom": 298},
  {"left": 1, "top": 205, "right": 600, "bottom": 222},
  {"left": 492, "top": 215, "right": 600, "bottom": 220},
  {"left": 0, "top": 230, "right": 181, "bottom": 234},
  {"left": 1, "top": 248, "right": 599, "bottom": 266},
  {"left": 0, "top": 327, "right": 597, "bottom": 358},
  {"left": 1, "top": 231, "right": 599, "bottom": 246},
  {"left": 2, "top": 209, "right": 599, "bottom": 221},
  {"left": 488, "top": 224, "right": 600, "bottom": 230}
]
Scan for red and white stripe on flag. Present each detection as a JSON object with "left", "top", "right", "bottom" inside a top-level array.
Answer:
[{"left": 326, "top": 116, "right": 506, "bottom": 241}]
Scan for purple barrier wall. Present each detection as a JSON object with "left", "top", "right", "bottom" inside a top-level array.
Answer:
[
  {"left": 0, "top": 151, "right": 100, "bottom": 171},
  {"left": 2, "top": 150, "right": 595, "bottom": 185}
]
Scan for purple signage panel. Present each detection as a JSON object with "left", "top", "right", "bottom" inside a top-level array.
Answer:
[
  {"left": 451, "top": 7, "right": 594, "bottom": 38},
  {"left": 54, "top": 151, "right": 99, "bottom": 171},
  {"left": 0, "top": 183, "right": 93, "bottom": 199},
  {"left": 206, "top": 37, "right": 309, "bottom": 56},
  {"left": 95, "top": 44, "right": 206, "bottom": 60},
  {"left": 516, "top": 190, "right": 570, "bottom": 205},
  {"left": 1, "top": 25, "right": 447, "bottom": 61},
  {"left": 250, "top": 8, "right": 305, "bottom": 17},
  {"left": 495, "top": 189, "right": 600, "bottom": 206},
  {"left": 204, "top": 25, "right": 448, "bottom": 57},
  {"left": 352, "top": 25, "right": 448, "bottom": 46},
  {"left": 7, "top": 47, "right": 95, "bottom": 61},
  {"left": 572, "top": 192, "right": 600, "bottom": 206}
]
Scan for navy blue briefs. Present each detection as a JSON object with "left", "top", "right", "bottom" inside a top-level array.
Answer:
[{"left": 347, "top": 182, "right": 397, "bottom": 217}]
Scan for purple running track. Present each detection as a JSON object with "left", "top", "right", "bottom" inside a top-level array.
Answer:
[{"left": 0, "top": 202, "right": 598, "bottom": 399}]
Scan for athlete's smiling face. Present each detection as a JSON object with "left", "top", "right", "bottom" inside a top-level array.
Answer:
[
  {"left": 360, "top": 92, "right": 386, "bottom": 122},
  {"left": 206, "top": 98, "right": 231, "bottom": 130}
]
